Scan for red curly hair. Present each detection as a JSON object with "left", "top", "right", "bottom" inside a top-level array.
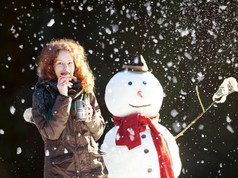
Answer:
[{"left": 36, "top": 38, "right": 95, "bottom": 93}]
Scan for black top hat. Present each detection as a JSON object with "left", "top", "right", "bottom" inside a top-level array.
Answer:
[{"left": 122, "top": 54, "right": 149, "bottom": 72}]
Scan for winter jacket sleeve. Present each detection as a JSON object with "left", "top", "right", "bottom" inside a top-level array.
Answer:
[
  {"left": 32, "top": 93, "right": 72, "bottom": 140},
  {"left": 84, "top": 92, "right": 106, "bottom": 141}
]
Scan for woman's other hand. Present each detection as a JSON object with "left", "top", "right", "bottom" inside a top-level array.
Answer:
[{"left": 84, "top": 105, "right": 93, "bottom": 122}]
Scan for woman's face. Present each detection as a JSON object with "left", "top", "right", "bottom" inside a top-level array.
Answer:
[{"left": 54, "top": 50, "right": 75, "bottom": 78}]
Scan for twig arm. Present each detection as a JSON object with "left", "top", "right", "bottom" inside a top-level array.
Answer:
[
  {"left": 175, "top": 80, "right": 237, "bottom": 140},
  {"left": 175, "top": 101, "right": 215, "bottom": 140},
  {"left": 196, "top": 86, "right": 205, "bottom": 112}
]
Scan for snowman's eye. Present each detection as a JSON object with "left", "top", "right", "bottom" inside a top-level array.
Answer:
[
  {"left": 128, "top": 81, "right": 133, "bottom": 86},
  {"left": 142, "top": 81, "right": 147, "bottom": 85}
]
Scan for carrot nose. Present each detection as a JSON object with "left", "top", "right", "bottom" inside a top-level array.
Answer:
[{"left": 137, "top": 91, "right": 143, "bottom": 98}]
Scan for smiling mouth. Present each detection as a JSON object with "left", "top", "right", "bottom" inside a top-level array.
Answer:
[{"left": 129, "top": 104, "right": 151, "bottom": 108}]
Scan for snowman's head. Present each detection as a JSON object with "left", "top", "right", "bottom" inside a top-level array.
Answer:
[{"left": 105, "top": 70, "right": 164, "bottom": 117}]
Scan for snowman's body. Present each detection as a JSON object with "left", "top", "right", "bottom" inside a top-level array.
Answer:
[
  {"left": 102, "top": 127, "right": 160, "bottom": 178},
  {"left": 101, "top": 70, "right": 181, "bottom": 178}
]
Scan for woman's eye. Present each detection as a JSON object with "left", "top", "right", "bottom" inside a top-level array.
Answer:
[
  {"left": 128, "top": 81, "right": 133, "bottom": 86},
  {"left": 143, "top": 81, "right": 147, "bottom": 85}
]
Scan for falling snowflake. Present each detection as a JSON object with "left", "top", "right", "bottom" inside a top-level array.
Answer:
[
  {"left": 105, "top": 28, "right": 112, "bottom": 35},
  {"left": 197, "top": 72, "right": 205, "bottom": 82},
  {"left": 226, "top": 125, "right": 234, "bottom": 133},
  {"left": 179, "top": 29, "right": 189, "bottom": 37},
  {"left": 16, "top": 147, "right": 22, "bottom": 154},
  {"left": 127, "top": 128, "right": 135, "bottom": 141},
  {"left": 219, "top": 5, "right": 227, "bottom": 10},
  {"left": 64, "top": 148, "right": 68, "bottom": 154},
  {"left": 10, "top": 106, "right": 16, "bottom": 115},
  {"left": 184, "top": 52, "right": 192, "bottom": 60},
  {"left": 170, "top": 109, "right": 179, "bottom": 117},
  {"left": 45, "top": 150, "right": 50, "bottom": 156},
  {"left": 116, "top": 133, "right": 120, "bottom": 141},
  {"left": 172, "top": 122, "right": 182, "bottom": 133},
  {"left": 47, "top": 19, "right": 55, "bottom": 27},
  {"left": 0, "top": 129, "right": 4, "bottom": 135},
  {"left": 226, "top": 115, "right": 232, "bottom": 123},
  {"left": 87, "top": 6, "right": 93, "bottom": 11}
]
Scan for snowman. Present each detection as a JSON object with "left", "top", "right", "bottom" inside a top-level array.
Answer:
[{"left": 101, "top": 55, "right": 181, "bottom": 178}]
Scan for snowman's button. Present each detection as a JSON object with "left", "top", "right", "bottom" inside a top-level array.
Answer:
[
  {"left": 147, "top": 168, "right": 152, "bottom": 173},
  {"left": 144, "top": 148, "right": 149, "bottom": 153},
  {"left": 141, "top": 134, "right": 146, "bottom": 139}
]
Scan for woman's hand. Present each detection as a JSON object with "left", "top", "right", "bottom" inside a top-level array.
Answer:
[
  {"left": 57, "top": 76, "right": 73, "bottom": 96},
  {"left": 84, "top": 105, "right": 93, "bottom": 122}
]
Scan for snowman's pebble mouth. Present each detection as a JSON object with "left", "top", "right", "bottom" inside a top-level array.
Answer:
[{"left": 129, "top": 104, "right": 151, "bottom": 108}]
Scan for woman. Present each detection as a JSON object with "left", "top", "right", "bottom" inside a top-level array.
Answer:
[{"left": 31, "top": 38, "right": 108, "bottom": 178}]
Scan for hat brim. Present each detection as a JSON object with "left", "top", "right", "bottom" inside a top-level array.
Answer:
[{"left": 122, "top": 65, "right": 152, "bottom": 72}]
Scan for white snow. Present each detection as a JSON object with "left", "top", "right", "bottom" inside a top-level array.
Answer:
[
  {"left": 144, "top": 2, "right": 152, "bottom": 16},
  {"left": 180, "top": 89, "right": 187, "bottom": 95},
  {"left": 197, "top": 72, "right": 205, "bottom": 82},
  {"left": 102, "top": 69, "right": 181, "bottom": 177},
  {"left": 219, "top": 6, "right": 227, "bottom": 10},
  {"left": 116, "top": 133, "right": 120, "bottom": 141},
  {"left": 78, "top": 6, "right": 83, "bottom": 11},
  {"left": 87, "top": 6, "right": 93, "bottom": 11},
  {"left": 156, "top": 49, "right": 160, "bottom": 54},
  {"left": 105, "top": 28, "right": 112, "bottom": 35},
  {"left": 10, "top": 106, "right": 16, "bottom": 115},
  {"left": 111, "top": 25, "right": 119, "bottom": 33},
  {"left": 102, "top": 126, "right": 181, "bottom": 178},
  {"left": 184, "top": 52, "right": 192, "bottom": 60},
  {"left": 45, "top": 150, "right": 50, "bottom": 156},
  {"left": 0, "top": 129, "right": 4, "bottom": 135},
  {"left": 172, "top": 122, "right": 182, "bottom": 133},
  {"left": 179, "top": 29, "right": 189, "bottom": 37},
  {"left": 226, "top": 125, "right": 234, "bottom": 133},
  {"left": 127, "top": 128, "right": 135, "bottom": 141},
  {"left": 47, "top": 19, "right": 55, "bottom": 27},
  {"left": 88, "top": 49, "right": 93, "bottom": 54},
  {"left": 171, "top": 109, "right": 179, "bottom": 117},
  {"left": 226, "top": 115, "right": 232, "bottom": 123},
  {"left": 71, "top": 19, "right": 76, "bottom": 24},
  {"left": 173, "top": 76, "right": 178, "bottom": 83},
  {"left": 198, "top": 124, "right": 204, "bottom": 130},
  {"left": 133, "top": 57, "right": 139, "bottom": 64},
  {"left": 182, "top": 123, "right": 187, "bottom": 128},
  {"left": 64, "top": 148, "right": 68, "bottom": 154},
  {"left": 157, "top": 18, "right": 164, "bottom": 25},
  {"left": 153, "top": 38, "right": 158, "bottom": 43},
  {"left": 208, "top": 30, "right": 217, "bottom": 39},
  {"left": 16, "top": 147, "right": 22, "bottom": 154},
  {"left": 167, "top": 62, "right": 173, "bottom": 68}
]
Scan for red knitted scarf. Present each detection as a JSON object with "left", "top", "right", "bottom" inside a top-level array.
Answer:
[{"left": 113, "top": 113, "right": 174, "bottom": 178}]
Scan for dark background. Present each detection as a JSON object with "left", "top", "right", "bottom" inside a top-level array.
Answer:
[{"left": 0, "top": 0, "right": 238, "bottom": 177}]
